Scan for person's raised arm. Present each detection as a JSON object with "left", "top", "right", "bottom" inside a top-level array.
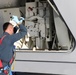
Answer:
[{"left": 10, "top": 24, "right": 27, "bottom": 44}]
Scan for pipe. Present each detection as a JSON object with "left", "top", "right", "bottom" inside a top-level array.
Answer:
[{"left": 47, "top": 0, "right": 59, "bottom": 15}]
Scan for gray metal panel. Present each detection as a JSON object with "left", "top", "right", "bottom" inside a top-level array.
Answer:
[
  {"left": 54, "top": 11, "right": 71, "bottom": 49},
  {"left": 12, "top": 50, "right": 76, "bottom": 75},
  {"left": 53, "top": 0, "right": 76, "bottom": 40},
  {"left": 0, "top": 0, "right": 25, "bottom": 8},
  {"left": 0, "top": 11, "right": 4, "bottom": 35}
]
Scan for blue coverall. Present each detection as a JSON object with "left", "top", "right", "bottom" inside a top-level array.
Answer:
[{"left": 0, "top": 24, "right": 27, "bottom": 75}]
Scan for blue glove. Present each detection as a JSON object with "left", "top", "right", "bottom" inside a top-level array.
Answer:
[
  {"left": 11, "top": 15, "right": 20, "bottom": 24},
  {"left": 19, "top": 17, "right": 25, "bottom": 24},
  {"left": 11, "top": 15, "right": 25, "bottom": 24}
]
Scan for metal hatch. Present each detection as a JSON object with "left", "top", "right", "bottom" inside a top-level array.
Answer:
[{"left": 49, "top": 0, "right": 76, "bottom": 40}]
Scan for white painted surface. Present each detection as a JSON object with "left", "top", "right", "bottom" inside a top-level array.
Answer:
[
  {"left": 53, "top": 0, "right": 76, "bottom": 40},
  {"left": 54, "top": 11, "right": 71, "bottom": 49},
  {"left": 12, "top": 49, "right": 76, "bottom": 75}
]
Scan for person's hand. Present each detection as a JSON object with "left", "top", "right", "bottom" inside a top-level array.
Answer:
[
  {"left": 9, "top": 20, "right": 17, "bottom": 27},
  {"left": 10, "top": 15, "right": 25, "bottom": 27}
]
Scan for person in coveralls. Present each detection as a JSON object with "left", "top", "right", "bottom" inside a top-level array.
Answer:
[{"left": 0, "top": 16, "right": 27, "bottom": 75}]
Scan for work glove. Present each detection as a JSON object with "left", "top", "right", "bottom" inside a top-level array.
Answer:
[
  {"left": 19, "top": 17, "right": 25, "bottom": 23},
  {"left": 10, "top": 20, "right": 17, "bottom": 27},
  {"left": 10, "top": 15, "right": 25, "bottom": 27}
]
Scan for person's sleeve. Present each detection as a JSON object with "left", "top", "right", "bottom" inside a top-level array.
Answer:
[{"left": 10, "top": 24, "right": 27, "bottom": 44}]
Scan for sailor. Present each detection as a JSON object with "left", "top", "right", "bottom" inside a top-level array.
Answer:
[{"left": 0, "top": 16, "right": 27, "bottom": 75}]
